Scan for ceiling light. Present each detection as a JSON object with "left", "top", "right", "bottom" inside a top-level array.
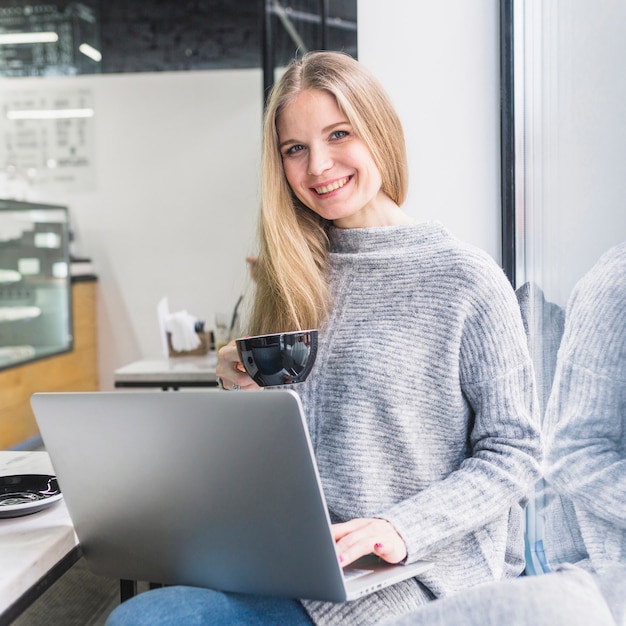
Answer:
[
  {"left": 79, "top": 43, "right": 101, "bottom": 62},
  {"left": 0, "top": 32, "right": 59, "bottom": 45}
]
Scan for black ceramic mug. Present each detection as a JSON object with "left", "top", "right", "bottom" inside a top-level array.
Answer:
[{"left": 235, "top": 329, "right": 318, "bottom": 387}]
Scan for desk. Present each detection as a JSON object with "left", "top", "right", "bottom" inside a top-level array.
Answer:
[
  {"left": 0, "top": 451, "right": 81, "bottom": 625},
  {"left": 113, "top": 354, "right": 219, "bottom": 390}
]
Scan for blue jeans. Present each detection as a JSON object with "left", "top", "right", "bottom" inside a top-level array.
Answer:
[{"left": 105, "top": 586, "right": 313, "bottom": 626}]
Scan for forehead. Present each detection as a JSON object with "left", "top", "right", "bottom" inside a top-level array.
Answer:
[{"left": 277, "top": 89, "right": 345, "bottom": 137}]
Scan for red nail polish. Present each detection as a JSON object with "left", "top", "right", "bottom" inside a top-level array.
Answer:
[{"left": 374, "top": 543, "right": 383, "bottom": 550}]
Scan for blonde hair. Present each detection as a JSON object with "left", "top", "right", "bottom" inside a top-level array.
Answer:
[{"left": 249, "top": 51, "right": 408, "bottom": 335}]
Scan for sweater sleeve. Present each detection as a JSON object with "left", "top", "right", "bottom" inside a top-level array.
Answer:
[
  {"left": 544, "top": 244, "right": 626, "bottom": 527},
  {"left": 379, "top": 262, "right": 543, "bottom": 562}
]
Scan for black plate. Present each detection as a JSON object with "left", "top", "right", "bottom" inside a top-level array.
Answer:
[{"left": 0, "top": 474, "right": 62, "bottom": 518}]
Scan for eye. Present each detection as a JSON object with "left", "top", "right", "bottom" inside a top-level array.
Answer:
[
  {"left": 283, "top": 144, "right": 305, "bottom": 157},
  {"left": 330, "top": 129, "right": 349, "bottom": 140}
]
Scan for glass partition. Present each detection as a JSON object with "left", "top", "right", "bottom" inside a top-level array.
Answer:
[
  {"left": 502, "top": 0, "right": 626, "bottom": 575},
  {"left": 0, "top": 199, "right": 72, "bottom": 370}
]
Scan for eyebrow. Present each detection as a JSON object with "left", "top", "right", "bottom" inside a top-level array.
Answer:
[{"left": 278, "top": 120, "right": 350, "bottom": 150}]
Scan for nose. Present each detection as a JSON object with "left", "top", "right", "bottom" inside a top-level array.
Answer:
[{"left": 307, "top": 145, "right": 333, "bottom": 176}]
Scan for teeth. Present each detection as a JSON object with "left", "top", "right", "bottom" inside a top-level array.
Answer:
[{"left": 314, "top": 177, "right": 349, "bottom": 195}]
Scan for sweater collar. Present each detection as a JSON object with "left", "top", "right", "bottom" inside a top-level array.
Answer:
[{"left": 328, "top": 221, "right": 447, "bottom": 254}]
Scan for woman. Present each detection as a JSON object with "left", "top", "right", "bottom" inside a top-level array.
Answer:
[{"left": 107, "top": 51, "right": 541, "bottom": 626}]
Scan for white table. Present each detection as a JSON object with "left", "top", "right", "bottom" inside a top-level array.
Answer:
[
  {"left": 0, "top": 451, "right": 80, "bottom": 624},
  {"left": 113, "top": 354, "right": 219, "bottom": 390}
]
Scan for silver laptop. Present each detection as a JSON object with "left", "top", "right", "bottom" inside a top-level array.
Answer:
[{"left": 31, "top": 389, "right": 432, "bottom": 602}]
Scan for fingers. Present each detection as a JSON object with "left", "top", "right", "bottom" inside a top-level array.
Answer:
[
  {"left": 332, "top": 518, "right": 407, "bottom": 567},
  {"left": 215, "top": 340, "right": 259, "bottom": 390}
]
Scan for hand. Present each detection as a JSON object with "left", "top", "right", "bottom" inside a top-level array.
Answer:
[
  {"left": 215, "top": 340, "right": 260, "bottom": 391},
  {"left": 332, "top": 518, "right": 407, "bottom": 567}
]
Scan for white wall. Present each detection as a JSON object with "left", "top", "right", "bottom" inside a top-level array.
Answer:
[
  {"left": 358, "top": 0, "right": 501, "bottom": 261},
  {"left": 2, "top": 2, "right": 501, "bottom": 391}
]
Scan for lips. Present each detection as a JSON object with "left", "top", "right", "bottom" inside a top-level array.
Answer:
[{"left": 313, "top": 176, "right": 351, "bottom": 195}]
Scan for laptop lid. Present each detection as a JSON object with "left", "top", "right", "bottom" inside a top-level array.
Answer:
[{"left": 31, "top": 389, "right": 431, "bottom": 602}]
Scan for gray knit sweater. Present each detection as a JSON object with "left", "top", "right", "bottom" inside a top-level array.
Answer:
[
  {"left": 543, "top": 241, "right": 626, "bottom": 571},
  {"left": 295, "top": 222, "right": 542, "bottom": 625}
]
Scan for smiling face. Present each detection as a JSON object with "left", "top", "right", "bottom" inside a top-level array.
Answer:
[{"left": 277, "top": 89, "right": 399, "bottom": 229}]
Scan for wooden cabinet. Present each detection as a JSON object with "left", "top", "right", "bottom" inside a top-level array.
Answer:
[{"left": 0, "top": 279, "right": 98, "bottom": 449}]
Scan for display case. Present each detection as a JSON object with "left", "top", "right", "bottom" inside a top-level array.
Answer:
[{"left": 0, "top": 199, "right": 72, "bottom": 371}]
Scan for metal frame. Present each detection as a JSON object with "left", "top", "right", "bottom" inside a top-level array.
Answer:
[
  {"left": 500, "top": 0, "right": 529, "bottom": 289},
  {"left": 500, "top": 0, "right": 516, "bottom": 286}
]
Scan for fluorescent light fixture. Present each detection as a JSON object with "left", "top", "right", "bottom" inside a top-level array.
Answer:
[
  {"left": 79, "top": 42, "right": 102, "bottom": 62},
  {"left": 0, "top": 32, "right": 58, "bottom": 45},
  {"left": 6, "top": 108, "right": 95, "bottom": 120}
]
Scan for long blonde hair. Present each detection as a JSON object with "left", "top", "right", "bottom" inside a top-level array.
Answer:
[{"left": 249, "top": 51, "right": 408, "bottom": 335}]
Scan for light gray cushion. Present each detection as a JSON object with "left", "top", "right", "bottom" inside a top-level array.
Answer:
[{"left": 382, "top": 565, "right": 617, "bottom": 626}]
